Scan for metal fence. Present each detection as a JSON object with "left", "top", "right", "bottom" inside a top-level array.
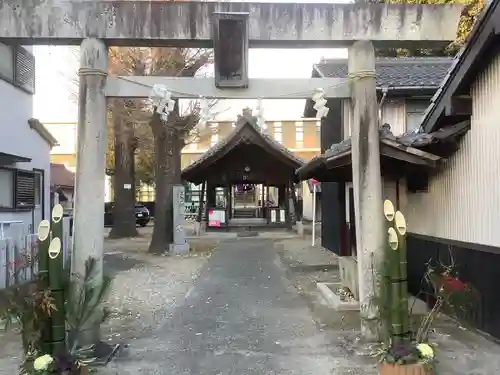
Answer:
[{"left": 0, "top": 218, "right": 71, "bottom": 289}]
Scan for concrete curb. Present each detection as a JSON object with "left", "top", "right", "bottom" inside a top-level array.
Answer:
[{"left": 317, "top": 282, "right": 360, "bottom": 311}]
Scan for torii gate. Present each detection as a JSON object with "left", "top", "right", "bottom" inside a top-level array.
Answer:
[{"left": 0, "top": 1, "right": 462, "bottom": 340}]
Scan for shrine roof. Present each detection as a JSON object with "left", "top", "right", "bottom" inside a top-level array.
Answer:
[
  {"left": 296, "top": 121, "right": 469, "bottom": 183},
  {"left": 182, "top": 115, "right": 304, "bottom": 183}
]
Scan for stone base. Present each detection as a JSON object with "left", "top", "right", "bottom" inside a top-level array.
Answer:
[
  {"left": 317, "top": 282, "right": 428, "bottom": 315},
  {"left": 338, "top": 256, "right": 360, "bottom": 300},
  {"left": 296, "top": 221, "right": 304, "bottom": 236},
  {"left": 194, "top": 221, "right": 206, "bottom": 236},
  {"left": 169, "top": 242, "right": 190, "bottom": 254},
  {"left": 317, "top": 282, "right": 360, "bottom": 311}
]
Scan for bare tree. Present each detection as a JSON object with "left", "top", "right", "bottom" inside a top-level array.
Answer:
[
  {"left": 147, "top": 48, "right": 213, "bottom": 253},
  {"left": 106, "top": 47, "right": 150, "bottom": 239},
  {"left": 62, "top": 47, "right": 147, "bottom": 238},
  {"left": 62, "top": 46, "right": 213, "bottom": 250}
]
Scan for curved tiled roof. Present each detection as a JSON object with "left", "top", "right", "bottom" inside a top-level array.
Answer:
[
  {"left": 182, "top": 115, "right": 304, "bottom": 181},
  {"left": 315, "top": 57, "right": 453, "bottom": 88}
]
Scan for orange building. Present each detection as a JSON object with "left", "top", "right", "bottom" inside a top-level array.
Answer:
[
  {"left": 42, "top": 119, "right": 321, "bottom": 203},
  {"left": 181, "top": 118, "right": 321, "bottom": 169}
]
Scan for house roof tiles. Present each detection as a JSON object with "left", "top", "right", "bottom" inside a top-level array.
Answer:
[{"left": 314, "top": 57, "right": 454, "bottom": 88}]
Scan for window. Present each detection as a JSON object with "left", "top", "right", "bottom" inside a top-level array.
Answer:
[
  {"left": 0, "top": 168, "right": 35, "bottom": 209},
  {"left": 34, "top": 171, "right": 42, "bottom": 206},
  {"left": 0, "top": 43, "right": 36, "bottom": 94},
  {"left": 210, "top": 134, "right": 219, "bottom": 147},
  {"left": 273, "top": 122, "right": 282, "bottom": 143},
  {"left": 0, "top": 43, "right": 14, "bottom": 82},
  {"left": 137, "top": 183, "right": 155, "bottom": 202},
  {"left": 0, "top": 169, "right": 14, "bottom": 208},
  {"left": 406, "top": 100, "right": 429, "bottom": 133},
  {"left": 295, "top": 121, "right": 304, "bottom": 148},
  {"left": 15, "top": 170, "right": 36, "bottom": 208},
  {"left": 210, "top": 123, "right": 219, "bottom": 147}
]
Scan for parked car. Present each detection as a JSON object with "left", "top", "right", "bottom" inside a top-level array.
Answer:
[{"left": 104, "top": 203, "right": 151, "bottom": 227}]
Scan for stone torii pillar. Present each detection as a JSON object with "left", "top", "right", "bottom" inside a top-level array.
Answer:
[
  {"left": 348, "top": 41, "right": 384, "bottom": 341},
  {"left": 72, "top": 38, "right": 108, "bottom": 342}
]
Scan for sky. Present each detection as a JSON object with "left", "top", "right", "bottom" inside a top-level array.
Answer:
[
  {"left": 33, "top": 47, "right": 348, "bottom": 123},
  {"left": 32, "top": 0, "right": 351, "bottom": 123}
]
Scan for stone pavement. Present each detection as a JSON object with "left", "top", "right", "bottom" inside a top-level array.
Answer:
[
  {"left": 3, "top": 236, "right": 499, "bottom": 375},
  {"left": 275, "top": 238, "right": 500, "bottom": 375},
  {"left": 102, "top": 238, "right": 372, "bottom": 375}
]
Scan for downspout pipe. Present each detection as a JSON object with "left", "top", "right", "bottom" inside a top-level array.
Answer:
[{"left": 378, "top": 86, "right": 389, "bottom": 123}]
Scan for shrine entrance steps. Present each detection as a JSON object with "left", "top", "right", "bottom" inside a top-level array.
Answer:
[{"left": 233, "top": 208, "right": 258, "bottom": 219}]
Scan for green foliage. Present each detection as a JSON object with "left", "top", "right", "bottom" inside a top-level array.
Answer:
[
  {"left": 2, "top": 252, "right": 112, "bottom": 374},
  {"left": 63, "top": 257, "right": 112, "bottom": 353},
  {"left": 375, "top": 0, "right": 486, "bottom": 56},
  {"left": 0, "top": 249, "right": 55, "bottom": 354},
  {"left": 21, "top": 346, "right": 96, "bottom": 375},
  {"left": 18, "top": 256, "right": 112, "bottom": 375}
]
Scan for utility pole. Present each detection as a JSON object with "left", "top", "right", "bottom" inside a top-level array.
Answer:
[{"left": 348, "top": 40, "right": 384, "bottom": 341}]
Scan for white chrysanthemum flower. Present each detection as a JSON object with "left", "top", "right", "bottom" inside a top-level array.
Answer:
[
  {"left": 417, "top": 343, "right": 434, "bottom": 359},
  {"left": 33, "top": 354, "right": 54, "bottom": 371}
]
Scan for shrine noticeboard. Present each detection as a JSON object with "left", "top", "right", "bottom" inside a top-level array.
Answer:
[
  {"left": 208, "top": 209, "right": 226, "bottom": 227},
  {"left": 170, "top": 184, "right": 189, "bottom": 254}
]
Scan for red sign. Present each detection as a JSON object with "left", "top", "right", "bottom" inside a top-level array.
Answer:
[
  {"left": 209, "top": 209, "right": 214, "bottom": 215},
  {"left": 209, "top": 220, "right": 221, "bottom": 227},
  {"left": 311, "top": 178, "right": 319, "bottom": 185}
]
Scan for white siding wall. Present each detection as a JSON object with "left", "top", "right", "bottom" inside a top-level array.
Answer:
[
  {"left": 302, "top": 181, "right": 314, "bottom": 220},
  {"left": 45, "top": 122, "right": 77, "bottom": 155},
  {"left": 381, "top": 99, "right": 406, "bottom": 135},
  {"left": 342, "top": 98, "right": 408, "bottom": 222},
  {"left": 342, "top": 98, "right": 407, "bottom": 139},
  {"left": 406, "top": 53, "right": 500, "bottom": 247},
  {"left": 0, "top": 55, "right": 51, "bottom": 234},
  {"left": 301, "top": 181, "right": 321, "bottom": 221}
]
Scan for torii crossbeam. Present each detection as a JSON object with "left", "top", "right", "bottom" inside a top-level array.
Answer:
[{"left": 0, "top": 1, "right": 462, "bottom": 47}]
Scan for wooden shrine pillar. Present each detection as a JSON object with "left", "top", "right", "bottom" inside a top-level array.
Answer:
[
  {"left": 225, "top": 182, "right": 231, "bottom": 227},
  {"left": 278, "top": 185, "right": 286, "bottom": 208},
  {"left": 285, "top": 181, "right": 292, "bottom": 229},
  {"left": 260, "top": 184, "right": 265, "bottom": 218},
  {"left": 196, "top": 181, "right": 206, "bottom": 223},
  {"left": 205, "top": 182, "right": 216, "bottom": 229},
  {"left": 290, "top": 182, "right": 299, "bottom": 221},
  {"left": 228, "top": 183, "right": 233, "bottom": 220}
]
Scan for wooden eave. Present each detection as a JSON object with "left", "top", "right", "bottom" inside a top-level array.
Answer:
[
  {"left": 182, "top": 116, "right": 304, "bottom": 183},
  {"left": 296, "top": 138, "right": 442, "bottom": 182},
  {"left": 324, "top": 140, "right": 440, "bottom": 169},
  {"left": 423, "top": 2, "right": 500, "bottom": 132},
  {"left": 28, "top": 118, "right": 59, "bottom": 148}
]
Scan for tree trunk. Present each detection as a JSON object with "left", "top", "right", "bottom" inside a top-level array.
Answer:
[
  {"left": 149, "top": 117, "right": 182, "bottom": 253},
  {"left": 109, "top": 104, "right": 138, "bottom": 238}
]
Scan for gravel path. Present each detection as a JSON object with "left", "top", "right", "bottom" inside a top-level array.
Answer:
[
  {"left": 102, "top": 238, "right": 365, "bottom": 375},
  {"left": 0, "top": 238, "right": 212, "bottom": 374},
  {"left": 102, "top": 250, "right": 210, "bottom": 342}
]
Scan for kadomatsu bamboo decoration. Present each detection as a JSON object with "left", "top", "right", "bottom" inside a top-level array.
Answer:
[
  {"left": 36, "top": 204, "right": 67, "bottom": 356},
  {"left": 382, "top": 199, "right": 410, "bottom": 346},
  {"left": 48, "top": 204, "right": 67, "bottom": 356}
]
